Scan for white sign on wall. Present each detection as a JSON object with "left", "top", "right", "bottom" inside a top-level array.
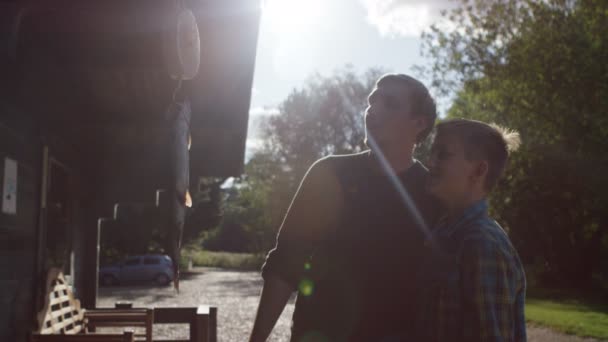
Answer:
[{"left": 2, "top": 158, "right": 17, "bottom": 215}]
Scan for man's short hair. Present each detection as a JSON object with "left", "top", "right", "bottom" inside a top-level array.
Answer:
[
  {"left": 376, "top": 74, "right": 437, "bottom": 143},
  {"left": 435, "top": 118, "right": 521, "bottom": 190}
]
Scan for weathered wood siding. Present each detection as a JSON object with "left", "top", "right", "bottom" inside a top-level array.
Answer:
[
  {"left": 0, "top": 104, "right": 92, "bottom": 342},
  {"left": 0, "top": 104, "right": 41, "bottom": 342}
]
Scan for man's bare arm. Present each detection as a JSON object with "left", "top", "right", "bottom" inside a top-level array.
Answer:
[
  {"left": 249, "top": 276, "right": 293, "bottom": 342},
  {"left": 249, "top": 158, "right": 343, "bottom": 341}
]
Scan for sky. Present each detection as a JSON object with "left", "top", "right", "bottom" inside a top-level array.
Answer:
[{"left": 246, "top": 0, "right": 454, "bottom": 155}]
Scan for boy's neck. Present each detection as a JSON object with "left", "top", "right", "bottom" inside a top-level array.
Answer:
[{"left": 445, "top": 193, "right": 486, "bottom": 225}]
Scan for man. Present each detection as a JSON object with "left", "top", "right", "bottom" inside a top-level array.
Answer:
[
  {"left": 250, "top": 74, "right": 440, "bottom": 341},
  {"left": 421, "top": 119, "right": 526, "bottom": 341}
]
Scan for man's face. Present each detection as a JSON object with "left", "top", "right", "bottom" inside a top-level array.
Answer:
[
  {"left": 427, "top": 132, "right": 479, "bottom": 206},
  {"left": 364, "top": 81, "right": 424, "bottom": 149}
]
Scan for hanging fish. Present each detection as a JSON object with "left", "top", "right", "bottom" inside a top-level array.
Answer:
[
  {"left": 164, "top": 85, "right": 191, "bottom": 292},
  {"left": 162, "top": 4, "right": 200, "bottom": 292}
]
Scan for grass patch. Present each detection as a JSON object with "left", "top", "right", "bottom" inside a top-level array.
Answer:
[
  {"left": 526, "top": 293, "right": 608, "bottom": 339},
  {"left": 181, "top": 250, "right": 265, "bottom": 271}
]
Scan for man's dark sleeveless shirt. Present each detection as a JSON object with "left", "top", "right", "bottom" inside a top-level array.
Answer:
[{"left": 262, "top": 151, "right": 440, "bottom": 341}]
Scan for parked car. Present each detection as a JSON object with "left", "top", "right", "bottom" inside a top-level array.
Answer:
[{"left": 99, "top": 254, "right": 174, "bottom": 286}]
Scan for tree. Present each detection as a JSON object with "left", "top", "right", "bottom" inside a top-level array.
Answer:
[
  {"left": 203, "top": 153, "right": 280, "bottom": 253},
  {"left": 100, "top": 178, "right": 224, "bottom": 263},
  {"left": 421, "top": 0, "right": 608, "bottom": 288},
  {"left": 183, "top": 178, "right": 224, "bottom": 243},
  {"left": 210, "top": 66, "right": 439, "bottom": 254},
  {"left": 261, "top": 66, "right": 386, "bottom": 192},
  {"left": 209, "top": 67, "right": 387, "bottom": 253}
]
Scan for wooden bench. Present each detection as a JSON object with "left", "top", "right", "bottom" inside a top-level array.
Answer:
[
  {"left": 31, "top": 268, "right": 153, "bottom": 342},
  {"left": 151, "top": 306, "right": 217, "bottom": 342},
  {"left": 96, "top": 304, "right": 217, "bottom": 342},
  {"left": 31, "top": 333, "right": 134, "bottom": 342}
]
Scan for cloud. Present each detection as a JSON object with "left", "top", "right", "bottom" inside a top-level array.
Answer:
[
  {"left": 249, "top": 106, "right": 280, "bottom": 117},
  {"left": 248, "top": 106, "right": 279, "bottom": 141},
  {"left": 244, "top": 138, "right": 265, "bottom": 162},
  {"left": 360, "top": 0, "right": 455, "bottom": 37},
  {"left": 245, "top": 106, "right": 279, "bottom": 160}
]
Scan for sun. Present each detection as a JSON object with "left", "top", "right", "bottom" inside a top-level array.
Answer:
[{"left": 262, "top": 0, "right": 328, "bottom": 36}]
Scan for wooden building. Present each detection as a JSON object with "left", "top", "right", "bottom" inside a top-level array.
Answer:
[{"left": 0, "top": 1, "right": 260, "bottom": 340}]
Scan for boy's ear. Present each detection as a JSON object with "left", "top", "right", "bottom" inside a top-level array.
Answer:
[{"left": 472, "top": 160, "right": 489, "bottom": 184}]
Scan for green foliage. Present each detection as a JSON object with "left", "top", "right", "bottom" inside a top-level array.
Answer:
[
  {"left": 100, "top": 204, "right": 164, "bottom": 265},
  {"left": 205, "top": 67, "right": 387, "bottom": 254},
  {"left": 262, "top": 66, "right": 386, "bottom": 189},
  {"left": 102, "top": 67, "right": 388, "bottom": 259},
  {"left": 100, "top": 179, "right": 224, "bottom": 264},
  {"left": 183, "top": 178, "right": 224, "bottom": 242},
  {"left": 526, "top": 296, "right": 608, "bottom": 339},
  {"left": 422, "top": 0, "right": 608, "bottom": 287},
  {"left": 181, "top": 249, "right": 265, "bottom": 270},
  {"left": 202, "top": 222, "right": 250, "bottom": 252},
  {"left": 203, "top": 152, "right": 285, "bottom": 253}
]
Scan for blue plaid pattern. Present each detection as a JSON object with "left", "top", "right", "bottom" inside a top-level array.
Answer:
[{"left": 420, "top": 200, "right": 527, "bottom": 341}]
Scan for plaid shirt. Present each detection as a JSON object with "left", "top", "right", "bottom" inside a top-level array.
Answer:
[{"left": 419, "top": 200, "right": 527, "bottom": 341}]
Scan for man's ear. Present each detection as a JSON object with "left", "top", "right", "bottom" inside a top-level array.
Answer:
[{"left": 413, "top": 116, "right": 428, "bottom": 136}]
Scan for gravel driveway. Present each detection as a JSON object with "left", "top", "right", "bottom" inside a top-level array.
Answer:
[{"left": 98, "top": 268, "right": 601, "bottom": 342}]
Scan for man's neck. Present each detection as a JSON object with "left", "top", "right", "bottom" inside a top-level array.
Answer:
[{"left": 370, "top": 144, "right": 415, "bottom": 174}]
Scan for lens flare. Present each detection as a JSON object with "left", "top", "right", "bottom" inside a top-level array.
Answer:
[
  {"left": 299, "top": 278, "right": 315, "bottom": 296},
  {"left": 262, "top": 0, "right": 327, "bottom": 36}
]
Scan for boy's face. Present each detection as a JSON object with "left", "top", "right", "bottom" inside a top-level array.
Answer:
[{"left": 427, "top": 132, "right": 483, "bottom": 207}]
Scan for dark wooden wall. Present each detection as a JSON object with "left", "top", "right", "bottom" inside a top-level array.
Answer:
[
  {"left": 0, "top": 104, "right": 42, "bottom": 341},
  {"left": 0, "top": 1, "right": 261, "bottom": 340},
  {"left": 0, "top": 103, "right": 95, "bottom": 342}
]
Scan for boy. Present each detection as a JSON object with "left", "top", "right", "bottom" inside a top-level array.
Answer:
[{"left": 422, "top": 118, "right": 526, "bottom": 341}]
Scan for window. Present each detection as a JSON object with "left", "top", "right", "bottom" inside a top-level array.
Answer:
[
  {"left": 144, "top": 257, "right": 160, "bottom": 265},
  {"left": 124, "top": 258, "right": 140, "bottom": 266}
]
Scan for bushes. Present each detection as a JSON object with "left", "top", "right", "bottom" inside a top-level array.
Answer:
[
  {"left": 202, "top": 221, "right": 253, "bottom": 253},
  {"left": 181, "top": 250, "right": 265, "bottom": 271},
  {"left": 422, "top": 0, "right": 608, "bottom": 289}
]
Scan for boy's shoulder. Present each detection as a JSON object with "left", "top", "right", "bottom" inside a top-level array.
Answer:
[
  {"left": 457, "top": 216, "right": 526, "bottom": 287},
  {"left": 459, "top": 217, "right": 519, "bottom": 261}
]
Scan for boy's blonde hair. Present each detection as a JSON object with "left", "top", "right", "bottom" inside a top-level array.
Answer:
[{"left": 435, "top": 118, "right": 521, "bottom": 190}]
